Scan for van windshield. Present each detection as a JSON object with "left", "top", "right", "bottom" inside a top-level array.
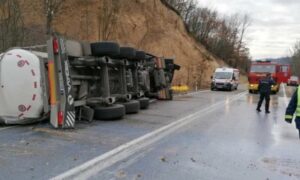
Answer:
[{"left": 214, "top": 72, "right": 232, "bottom": 79}]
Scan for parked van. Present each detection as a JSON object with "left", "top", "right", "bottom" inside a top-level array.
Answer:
[{"left": 211, "top": 68, "right": 239, "bottom": 91}]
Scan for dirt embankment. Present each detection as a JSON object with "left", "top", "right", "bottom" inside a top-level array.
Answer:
[{"left": 21, "top": 0, "right": 224, "bottom": 89}]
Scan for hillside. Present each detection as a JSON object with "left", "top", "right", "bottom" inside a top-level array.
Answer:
[{"left": 20, "top": 0, "right": 223, "bottom": 88}]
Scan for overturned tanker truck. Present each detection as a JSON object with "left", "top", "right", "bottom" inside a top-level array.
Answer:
[{"left": 0, "top": 36, "right": 180, "bottom": 128}]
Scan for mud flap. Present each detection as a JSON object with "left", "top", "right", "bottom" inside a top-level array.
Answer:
[{"left": 79, "top": 106, "right": 94, "bottom": 122}]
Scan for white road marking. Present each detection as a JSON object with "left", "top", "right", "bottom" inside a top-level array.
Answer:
[
  {"left": 51, "top": 91, "right": 247, "bottom": 180},
  {"left": 281, "top": 83, "right": 289, "bottom": 107},
  {"left": 0, "top": 127, "right": 15, "bottom": 132},
  {"left": 149, "top": 99, "right": 156, "bottom": 103}
]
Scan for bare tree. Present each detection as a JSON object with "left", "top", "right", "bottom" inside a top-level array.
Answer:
[
  {"left": 237, "top": 15, "right": 251, "bottom": 53},
  {"left": 0, "top": 0, "right": 24, "bottom": 52},
  {"left": 43, "top": 0, "right": 67, "bottom": 34},
  {"left": 97, "top": 0, "right": 120, "bottom": 41},
  {"left": 292, "top": 41, "right": 300, "bottom": 77},
  {"left": 236, "top": 14, "right": 251, "bottom": 67},
  {"left": 163, "top": 0, "right": 252, "bottom": 71}
]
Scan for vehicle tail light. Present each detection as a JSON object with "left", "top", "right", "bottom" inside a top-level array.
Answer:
[
  {"left": 58, "top": 111, "right": 64, "bottom": 126},
  {"left": 53, "top": 37, "right": 59, "bottom": 54}
]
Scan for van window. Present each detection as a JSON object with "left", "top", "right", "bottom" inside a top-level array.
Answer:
[
  {"left": 281, "top": 66, "right": 288, "bottom": 72},
  {"left": 215, "top": 72, "right": 232, "bottom": 79}
]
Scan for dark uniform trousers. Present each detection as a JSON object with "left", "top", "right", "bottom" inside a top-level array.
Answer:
[
  {"left": 257, "top": 92, "right": 270, "bottom": 112},
  {"left": 257, "top": 77, "right": 274, "bottom": 112}
]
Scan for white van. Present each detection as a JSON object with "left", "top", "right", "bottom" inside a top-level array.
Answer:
[{"left": 211, "top": 67, "right": 239, "bottom": 91}]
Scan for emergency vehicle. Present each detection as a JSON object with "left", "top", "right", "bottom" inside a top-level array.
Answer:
[
  {"left": 211, "top": 67, "right": 239, "bottom": 91},
  {"left": 248, "top": 61, "right": 291, "bottom": 94},
  {"left": 0, "top": 35, "right": 179, "bottom": 128}
]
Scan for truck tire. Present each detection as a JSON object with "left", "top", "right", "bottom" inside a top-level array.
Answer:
[
  {"left": 90, "top": 42, "right": 120, "bottom": 57},
  {"left": 119, "top": 47, "right": 136, "bottom": 60},
  {"left": 135, "top": 51, "right": 146, "bottom": 60},
  {"left": 123, "top": 100, "right": 140, "bottom": 114},
  {"left": 138, "top": 97, "right": 150, "bottom": 109},
  {"left": 94, "top": 104, "right": 125, "bottom": 120}
]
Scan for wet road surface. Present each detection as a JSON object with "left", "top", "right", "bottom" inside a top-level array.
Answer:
[{"left": 0, "top": 85, "right": 299, "bottom": 180}]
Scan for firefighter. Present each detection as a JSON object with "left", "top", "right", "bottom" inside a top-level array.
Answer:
[
  {"left": 285, "top": 86, "right": 300, "bottom": 139},
  {"left": 256, "top": 73, "right": 275, "bottom": 113}
]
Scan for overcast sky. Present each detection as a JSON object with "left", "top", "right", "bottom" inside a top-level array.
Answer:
[{"left": 196, "top": 0, "right": 300, "bottom": 59}]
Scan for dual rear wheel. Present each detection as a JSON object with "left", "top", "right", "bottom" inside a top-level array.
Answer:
[{"left": 93, "top": 98, "right": 150, "bottom": 121}]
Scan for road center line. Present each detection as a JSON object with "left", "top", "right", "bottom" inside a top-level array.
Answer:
[
  {"left": 51, "top": 91, "right": 247, "bottom": 180},
  {"left": 0, "top": 126, "right": 15, "bottom": 132}
]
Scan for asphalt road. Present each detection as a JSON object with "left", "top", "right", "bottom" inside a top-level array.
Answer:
[{"left": 0, "top": 85, "right": 299, "bottom": 180}]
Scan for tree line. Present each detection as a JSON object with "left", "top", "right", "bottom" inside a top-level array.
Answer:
[
  {"left": 0, "top": 0, "right": 252, "bottom": 75},
  {"left": 0, "top": 0, "right": 120, "bottom": 53},
  {"left": 291, "top": 41, "right": 300, "bottom": 77},
  {"left": 0, "top": 0, "right": 24, "bottom": 52},
  {"left": 162, "top": 0, "right": 252, "bottom": 72}
]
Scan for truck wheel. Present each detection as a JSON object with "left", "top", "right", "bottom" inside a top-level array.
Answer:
[
  {"left": 119, "top": 47, "right": 136, "bottom": 60},
  {"left": 91, "top": 42, "right": 120, "bottom": 57},
  {"left": 135, "top": 51, "right": 146, "bottom": 60},
  {"left": 123, "top": 100, "right": 140, "bottom": 114},
  {"left": 94, "top": 104, "right": 125, "bottom": 120},
  {"left": 139, "top": 97, "right": 150, "bottom": 109}
]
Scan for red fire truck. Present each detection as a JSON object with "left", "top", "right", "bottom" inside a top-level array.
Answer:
[
  {"left": 248, "top": 61, "right": 291, "bottom": 94},
  {"left": 277, "top": 64, "right": 291, "bottom": 83}
]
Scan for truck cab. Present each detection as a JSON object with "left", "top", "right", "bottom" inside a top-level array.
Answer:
[
  {"left": 211, "top": 67, "right": 239, "bottom": 91},
  {"left": 248, "top": 61, "right": 280, "bottom": 94}
]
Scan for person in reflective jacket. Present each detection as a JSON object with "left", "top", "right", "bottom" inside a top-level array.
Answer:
[
  {"left": 256, "top": 73, "right": 275, "bottom": 113},
  {"left": 285, "top": 86, "right": 300, "bottom": 139}
]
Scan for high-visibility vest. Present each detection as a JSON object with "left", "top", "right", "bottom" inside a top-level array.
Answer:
[{"left": 297, "top": 86, "right": 300, "bottom": 117}]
